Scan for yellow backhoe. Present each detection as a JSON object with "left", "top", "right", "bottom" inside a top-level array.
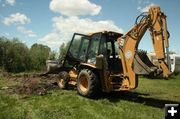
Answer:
[{"left": 45, "top": 6, "right": 171, "bottom": 98}]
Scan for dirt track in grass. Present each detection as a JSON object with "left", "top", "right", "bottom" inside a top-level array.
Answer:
[{"left": 0, "top": 71, "right": 59, "bottom": 95}]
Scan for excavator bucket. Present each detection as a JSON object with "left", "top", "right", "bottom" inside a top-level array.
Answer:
[{"left": 133, "top": 50, "right": 159, "bottom": 76}]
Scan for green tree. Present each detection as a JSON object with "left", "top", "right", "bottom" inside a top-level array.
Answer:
[
  {"left": 48, "top": 51, "right": 57, "bottom": 60},
  {"left": 0, "top": 37, "right": 54, "bottom": 72},
  {"left": 0, "top": 37, "right": 9, "bottom": 69},
  {"left": 0, "top": 37, "right": 31, "bottom": 72},
  {"left": 30, "top": 43, "right": 50, "bottom": 70},
  {"left": 59, "top": 43, "right": 68, "bottom": 59}
]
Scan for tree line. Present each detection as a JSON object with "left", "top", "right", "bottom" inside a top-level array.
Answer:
[{"left": 0, "top": 37, "right": 57, "bottom": 73}]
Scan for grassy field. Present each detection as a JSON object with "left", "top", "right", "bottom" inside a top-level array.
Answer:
[{"left": 0, "top": 74, "right": 180, "bottom": 119}]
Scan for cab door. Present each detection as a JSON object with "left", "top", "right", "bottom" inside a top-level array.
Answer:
[{"left": 63, "top": 33, "right": 90, "bottom": 68}]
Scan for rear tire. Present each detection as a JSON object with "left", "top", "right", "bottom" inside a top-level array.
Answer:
[
  {"left": 57, "top": 71, "right": 69, "bottom": 89},
  {"left": 77, "top": 69, "right": 100, "bottom": 98}
]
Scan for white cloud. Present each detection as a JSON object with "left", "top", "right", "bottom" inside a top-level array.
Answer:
[
  {"left": 39, "top": 32, "right": 61, "bottom": 47},
  {"left": 3, "top": 13, "right": 31, "bottom": 26},
  {"left": 140, "top": 3, "right": 157, "bottom": 12},
  {"left": 5, "top": 0, "right": 15, "bottom": 6},
  {"left": 2, "top": 12, "right": 36, "bottom": 38},
  {"left": 40, "top": 16, "right": 123, "bottom": 48},
  {"left": 17, "top": 26, "right": 37, "bottom": 38},
  {"left": 49, "top": 0, "right": 101, "bottom": 16},
  {"left": 40, "top": 0, "right": 123, "bottom": 49},
  {"left": 53, "top": 16, "right": 123, "bottom": 34},
  {"left": 137, "top": 2, "right": 158, "bottom": 12}
]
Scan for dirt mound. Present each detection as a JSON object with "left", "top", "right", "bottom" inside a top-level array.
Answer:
[
  {"left": 9, "top": 74, "right": 59, "bottom": 95},
  {"left": 0, "top": 69, "right": 11, "bottom": 78}
]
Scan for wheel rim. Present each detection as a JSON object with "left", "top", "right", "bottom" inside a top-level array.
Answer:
[
  {"left": 58, "top": 78, "right": 64, "bottom": 87},
  {"left": 79, "top": 74, "right": 88, "bottom": 92}
]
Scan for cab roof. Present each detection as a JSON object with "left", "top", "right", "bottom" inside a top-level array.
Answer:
[
  {"left": 88, "top": 30, "right": 123, "bottom": 36},
  {"left": 88, "top": 31, "right": 123, "bottom": 40}
]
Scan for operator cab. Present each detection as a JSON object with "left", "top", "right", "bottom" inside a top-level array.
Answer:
[
  {"left": 63, "top": 31, "right": 123, "bottom": 73},
  {"left": 94, "top": 31, "right": 123, "bottom": 73}
]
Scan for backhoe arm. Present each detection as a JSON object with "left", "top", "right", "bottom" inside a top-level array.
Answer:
[
  {"left": 118, "top": 6, "right": 170, "bottom": 89},
  {"left": 148, "top": 6, "right": 170, "bottom": 78}
]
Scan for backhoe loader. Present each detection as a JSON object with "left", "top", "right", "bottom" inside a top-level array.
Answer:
[{"left": 45, "top": 6, "right": 171, "bottom": 97}]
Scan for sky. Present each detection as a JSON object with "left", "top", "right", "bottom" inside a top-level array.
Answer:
[{"left": 0, "top": 0, "right": 180, "bottom": 53}]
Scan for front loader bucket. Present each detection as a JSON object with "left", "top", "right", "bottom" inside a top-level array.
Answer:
[
  {"left": 133, "top": 50, "right": 158, "bottom": 76},
  {"left": 41, "top": 60, "right": 62, "bottom": 76}
]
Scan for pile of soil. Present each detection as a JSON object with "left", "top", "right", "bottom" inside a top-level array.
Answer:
[
  {"left": 0, "top": 69, "right": 11, "bottom": 78},
  {"left": 3, "top": 73, "right": 60, "bottom": 95},
  {"left": 15, "top": 78, "right": 56, "bottom": 95}
]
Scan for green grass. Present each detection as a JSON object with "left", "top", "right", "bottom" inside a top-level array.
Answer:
[
  {"left": 0, "top": 75, "right": 180, "bottom": 119},
  {"left": 0, "top": 76, "right": 5, "bottom": 80}
]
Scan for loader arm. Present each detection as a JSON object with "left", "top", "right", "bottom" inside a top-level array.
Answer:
[{"left": 118, "top": 6, "right": 170, "bottom": 89}]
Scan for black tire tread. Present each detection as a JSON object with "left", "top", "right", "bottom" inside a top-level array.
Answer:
[
  {"left": 58, "top": 71, "right": 69, "bottom": 89},
  {"left": 77, "top": 69, "right": 100, "bottom": 98}
]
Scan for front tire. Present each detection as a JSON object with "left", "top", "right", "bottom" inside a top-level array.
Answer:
[
  {"left": 57, "top": 71, "right": 69, "bottom": 89},
  {"left": 77, "top": 69, "right": 100, "bottom": 98}
]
